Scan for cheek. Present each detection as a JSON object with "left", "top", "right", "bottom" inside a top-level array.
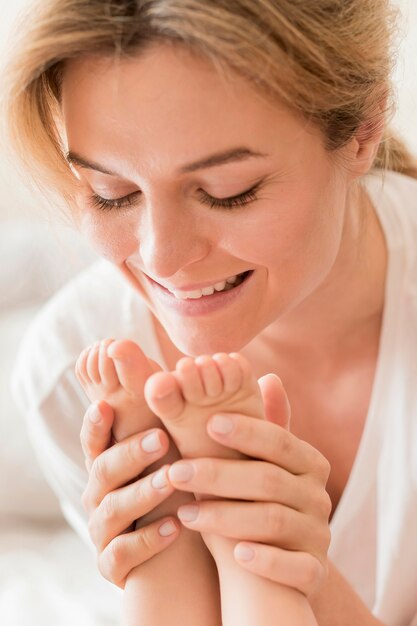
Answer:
[
  {"left": 79, "top": 211, "right": 138, "bottom": 263},
  {"left": 240, "top": 179, "right": 345, "bottom": 300}
]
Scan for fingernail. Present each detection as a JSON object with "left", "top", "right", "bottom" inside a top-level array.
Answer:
[
  {"left": 152, "top": 468, "right": 168, "bottom": 489},
  {"left": 235, "top": 544, "right": 255, "bottom": 561},
  {"left": 141, "top": 432, "right": 161, "bottom": 452},
  {"left": 177, "top": 504, "right": 199, "bottom": 522},
  {"left": 168, "top": 463, "right": 194, "bottom": 482},
  {"left": 89, "top": 404, "right": 102, "bottom": 424},
  {"left": 158, "top": 520, "right": 177, "bottom": 537},
  {"left": 210, "top": 415, "right": 233, "bottom": 435}
]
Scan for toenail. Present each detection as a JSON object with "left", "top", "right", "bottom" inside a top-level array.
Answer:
[
  {"left": 168, "top": 463, "right": 194, "bottom": 482},
  {"left": 177, "top": 504, "right": 199, "bottom": 522},
  {"left": 155, "top": 385, "right": 176, "bottom": 399},
  {"left": 209, "top": 415, "right": 234, "bottom": 434},
  {"left": 141, "top": 432, "right": 162, "bottom": 453}
]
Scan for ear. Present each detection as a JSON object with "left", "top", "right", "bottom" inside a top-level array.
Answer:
[{"left": 345, "top": 104, "right": 386, "bottom": 180}]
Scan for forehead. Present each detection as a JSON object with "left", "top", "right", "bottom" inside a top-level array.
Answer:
[{"left": 61, "top": 43, "right": 316, "bottom": 175}]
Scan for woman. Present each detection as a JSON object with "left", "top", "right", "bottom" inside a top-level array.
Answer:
[{"left": 5, "top": 0, "right": 417, "bottom": 624}]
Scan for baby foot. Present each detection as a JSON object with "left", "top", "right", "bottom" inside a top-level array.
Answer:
[
  {"left": 75, "top": 338, "right": 162, "bottom": 442},
  {"left": 144, "top": 352, "right": 265, "bottom": 460},
  {"left": 75, "top": 338, "right": 197, "bottom": 527}
]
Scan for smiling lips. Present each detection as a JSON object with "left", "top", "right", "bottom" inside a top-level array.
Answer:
[{"left": 153, "top": 271, "right": 252, "bottom": 299}]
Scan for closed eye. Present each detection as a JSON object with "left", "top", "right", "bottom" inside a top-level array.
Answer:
[
  {"left": 87, "top": 181, "right": 262, "bottom": 212},
  {"left": 88, "top": 191, "right": 141, "bottom": 212},
  {"left": 197, "top": 182, "right": 262, "bottom": 210}
]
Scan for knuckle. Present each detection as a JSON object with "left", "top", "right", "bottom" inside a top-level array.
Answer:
[
  {"left": 205, "top": 458, "right": 220, "bottom": 487},
  {"left": 261, "top": 549, "right": 276, "bottom": 574},
  {"left": 87, "top": 514, "right": 100, "bottom": 548},
  {"left": 91, "top": 455, "right": 109, "bottom": 487},
  {"left": 125, "top": 437, "right": 141, "bottom": 466},
  {"left": 265, "top": 503, "right": 284, "bottom": 538},
  {"left": 274, "top": 429, "right": 292, "bottom": 459},
  {"left": 136, "top": 526, "right": 157, "bottom": 556},
  {"left": 321, "top": 491, "right": 333, "bottom": 520},
  {"left": 317, "top": 455, "right": 331, "bottom": 482},
  {"left": 134, "top": 478, "right": 146, "bottom": 503},
  {"left": 101, "top": 492, "right": 119, "bottom": 525},
  {"left": 209, "top": 504, "right": 225, "bottom": 528},
  {"left": 260, "top": 464, "right": 280, "bottom": 497},
  {"left": 99, "top": 537, "right": 124, "bottom": 584},
  {"left": 310, "top": 488, "right": 333, "bottom": 521},
  {"left": 321, "top": 524, "right": 332, "bottom": 553},
  {"left": 300, "top": 554, "right": 324, "bottom": 592}
]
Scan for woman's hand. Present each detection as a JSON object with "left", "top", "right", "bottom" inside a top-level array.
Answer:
[
  {"left": 167, "top": 374, "right": 332, "bottom": 598},
  {"left": 80, "top": 401, "right": 181, "bottom": 589}
]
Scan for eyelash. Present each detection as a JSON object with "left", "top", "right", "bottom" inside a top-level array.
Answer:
[{"left": 87, "top": 184, "right": 261, "bottom": 212}]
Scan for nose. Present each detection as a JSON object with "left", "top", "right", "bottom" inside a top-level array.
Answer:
[{"left": 137, "top": 197, "right": 211, "bottom": 278}]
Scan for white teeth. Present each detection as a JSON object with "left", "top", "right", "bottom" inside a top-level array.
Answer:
[
  {"left": 168, "top": 273, "right": 244, "bottom": 300},
  {"left": 185, "top": 290, "right": 204, "bottom": 299}
]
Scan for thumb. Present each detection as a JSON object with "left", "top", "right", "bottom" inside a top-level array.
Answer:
[{"left": 258, "top": 373, "right": 291, "bottom": 430}]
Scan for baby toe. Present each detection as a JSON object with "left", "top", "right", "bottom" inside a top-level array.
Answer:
[
  {"left": 86, "top": 342, "right": 101, "bottom": 384},
  {"left": 175, "top": 357, "right": 205, "bottom": 404},
  {"left": 107, "top": 339, "right": 154, "bottom": 395},
  {"left": 98, "top": 339, "right": 118, "bottom": 390},
  {"left": 212, "top": 352, "right": 243, "bottom": 394},
  {"left": 75, "top": 346, "right": 91, "bottom": 385},
  {"left": 195, "top": 355, "right": 223, "bottom": 397},
  {"left": 229, "top": 352, "right": 254, "bottom": 388},
  {"left": 144, "top": 371, "right": 185, "bottom": 422}
]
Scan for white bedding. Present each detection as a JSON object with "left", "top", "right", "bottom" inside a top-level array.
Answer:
[
  {"left": 0, "top": 521, "right": 121, "bottom": 626},
  {"left": 0, "top": 220, "right": 123, "bottom": 625}
]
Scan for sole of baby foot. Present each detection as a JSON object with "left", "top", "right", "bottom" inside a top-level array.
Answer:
[{"left": 144, "top": 352, "right": 265, "bottom": 460}]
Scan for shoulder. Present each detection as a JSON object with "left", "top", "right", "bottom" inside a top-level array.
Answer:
[
  {"left": 366, "top": 173, "right": 417, "bottom": 465},
  {"left": 365, "top": 170, "right": 417, "bottom": 304},
  {"left": 365, "top": 170, "right": 417, "bottom": 249},
  {"left": 11, "top": 259, "right": 157, "bottom": 413}
]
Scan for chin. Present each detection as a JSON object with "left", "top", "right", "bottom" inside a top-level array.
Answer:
[{"left": 169, "top": 327, "right": 250, "bottom": 357}]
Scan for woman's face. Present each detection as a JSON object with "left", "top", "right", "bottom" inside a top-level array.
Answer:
[{"left": 62, "top": 43, "right": 356, "bottom": 355}]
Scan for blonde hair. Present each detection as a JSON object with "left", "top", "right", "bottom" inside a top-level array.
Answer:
[{"left": 3, "top": 0, "right": 417, "bottom": 211}]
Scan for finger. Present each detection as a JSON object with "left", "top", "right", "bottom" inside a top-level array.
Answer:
[
  {"left": 176, "top": 500, "right": 329, "bottom": 559},
  {"left": 98, "top": 516, "right": 180, "bottom": 589},
  {"left": 90, "top": 465, "right": 176, "bottom": 551},
  {"left": 82, "top": 428, "right": 170, "bottom": 514},
  {"left": 207, "top": 413, "right": 323, "bottom": 476},
  {"left": 80, "top": 401, "right": 114, "bottom": 471},
  {"left": 167, "top": 458, "right": 303, "bottom": 510},
  {"left": 257, "top": 373, "right": 291, "bottom": 430},
  {"left": 234, "top": 542, "right": 327, "bottom": 598}
]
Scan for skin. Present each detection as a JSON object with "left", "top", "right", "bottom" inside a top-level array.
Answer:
[{"left": 63, "top": 40, "right": 387, "bottom": 624}]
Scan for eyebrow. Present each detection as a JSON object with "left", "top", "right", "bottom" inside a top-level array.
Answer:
[{"left": 65, "top": 147, "right": 268, "bottom": 177}]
